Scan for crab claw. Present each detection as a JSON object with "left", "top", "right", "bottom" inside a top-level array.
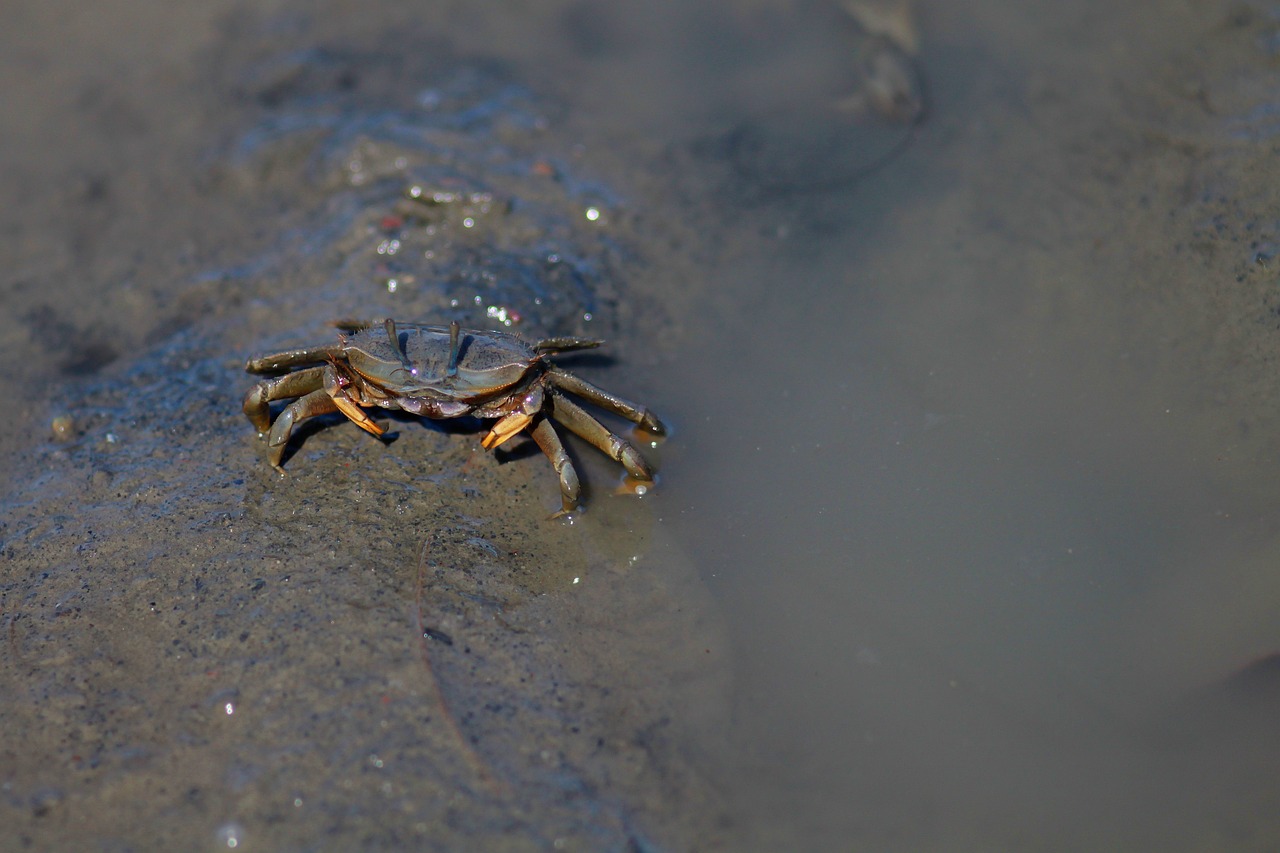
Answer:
[
  {"left": 333, "top": 397, "right": 386, "bottom": 437},
  {"left": 481, "top": 412, "right": 533, "bottom": 449}
]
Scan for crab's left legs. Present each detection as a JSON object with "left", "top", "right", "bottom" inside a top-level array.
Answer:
[
  {"left": 547, "top": 366, "right": 666, "bottom": 435},
  {"left": 529, "top": 417, "right": 581, "bottom": 517},
  {"left": 549, "top": 392, "right": 655, "bottom": 481}
]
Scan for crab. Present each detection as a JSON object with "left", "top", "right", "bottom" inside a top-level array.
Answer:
[{"left": 243, "top": 319, "right": 666, "bottom": 515}]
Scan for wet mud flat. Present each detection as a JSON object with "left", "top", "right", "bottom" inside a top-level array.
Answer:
[
  {"left": 7, "top": 0, "right": 1280, "bottom": 850},
  {"left": 1, "top": 344, "right": 726, "bottom": 848},
  {"left": 0, "top": 3, "right": 733, "bottom": 849}
]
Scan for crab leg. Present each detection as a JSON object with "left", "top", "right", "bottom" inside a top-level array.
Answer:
[
  {"left": 265, "top": 389, "right": 340, "bottom": 471},
  {"left": 243, "top": 366, "right": 327, "bottom": 434},
  {"left": 529, "top": 418, "right": 581, "bottom": 517},
  {"left": 536, "top": 337, "right": 602, "bottom": 354},
  {"left": 547, "top": 366, "right": 666, "bottom": 435},
  {"left": 245, "top": 345, "right": 344, "bottom": 375},
  {"left": 549, "top": 392, "right": 654, "bottom": 481}
]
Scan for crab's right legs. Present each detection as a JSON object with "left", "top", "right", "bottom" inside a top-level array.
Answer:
[
  {"left": 245, "top": 345, "right": 343, "bottom": 375},
  {"left": 264, "top": 389, "right": 340, "bottom": 472},
  {"left": 242, "top": 366, "right": 338, "bottom": 471},
  {"left": 243, "top": 366, "right": 327, "bottom": 433},
  {"left": 529, "top": 418, "right": 581, "bottom": 518}
]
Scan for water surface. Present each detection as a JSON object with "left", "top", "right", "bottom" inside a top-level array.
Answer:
[{"left": 648, "top": 1, "right": 1280, "bottom": 848}]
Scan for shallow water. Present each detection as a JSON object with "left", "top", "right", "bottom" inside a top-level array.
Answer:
[
  {"left": 648, "top": 2, "right": 1280, "bottom": 848},
  {"left": 4, "top": 0, "right": 1280, "bottom": 850}
]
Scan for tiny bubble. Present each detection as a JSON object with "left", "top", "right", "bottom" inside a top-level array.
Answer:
[{"left": 215, "top": 823, "right": 244, "bottom": 849}]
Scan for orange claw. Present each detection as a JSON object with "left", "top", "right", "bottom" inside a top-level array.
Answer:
[
  {"left": 481, "top": 412, "right": 532, "bottom": 449},
  {"left": 333, "top": 397, "right": 386, "bottom": 437}
]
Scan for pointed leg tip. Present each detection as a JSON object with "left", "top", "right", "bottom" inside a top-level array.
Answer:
[{"left": 633, "top": 419, "right": 667, "bottom": 444}]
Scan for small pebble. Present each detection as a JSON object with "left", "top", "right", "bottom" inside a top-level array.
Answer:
[{"left": 51, "top": 415, "right": 75, "bottom": 442}]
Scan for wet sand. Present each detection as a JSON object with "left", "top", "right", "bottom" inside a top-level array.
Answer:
[
  {"left": 4, "top": 1, "right": 1280, "bottom": 849},
  {"left": 1, "top": 2, "right": 731, "bottom": 847}
]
